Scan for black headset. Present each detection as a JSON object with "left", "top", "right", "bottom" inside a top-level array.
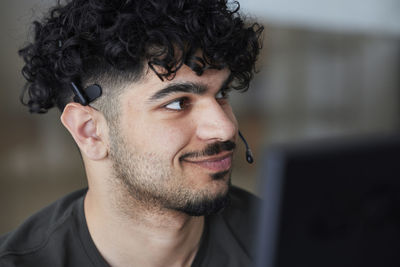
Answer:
[
  {"left": 70, "top": 82, "right": 102, "bottom": 106},
  {"left": 239, "top": 131, "right": 254, "bottom": 164}
]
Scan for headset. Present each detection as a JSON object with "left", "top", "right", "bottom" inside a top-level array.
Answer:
[
  {"left": 70, "top": 82, "right": 254, "bottom": 164},
  {"left": 239, "top": 131, "right": 254, "bottom": 164},
  {"left": 70, "top": 82, "right": 102, "bottom": 106}
]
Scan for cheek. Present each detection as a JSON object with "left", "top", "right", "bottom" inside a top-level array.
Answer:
[
  {"left": 156, "top": 126, "right": 189, "bottom": 151},
  {"left": 125, "top": 117, "right": 193, "bottom": 156}
]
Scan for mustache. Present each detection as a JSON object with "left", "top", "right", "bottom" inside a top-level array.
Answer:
[{"left": 179, "top": 141, "right": 236, "bottom": 161}]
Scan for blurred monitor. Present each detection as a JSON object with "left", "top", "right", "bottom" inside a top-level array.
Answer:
[{"left": 255, "top": 134, "right": 400, "bottom": 267}]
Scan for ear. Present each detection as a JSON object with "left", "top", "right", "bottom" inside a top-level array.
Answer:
[{"left": 61, "top": 103, "right": 108, "bottom": 160}]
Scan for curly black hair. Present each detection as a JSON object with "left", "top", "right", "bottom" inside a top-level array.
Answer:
[{"left": 19, "top": 0, "right": 263, "bottom": 115}]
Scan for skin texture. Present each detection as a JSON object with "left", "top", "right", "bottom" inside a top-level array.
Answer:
[{"left": 60, "top": 65, "right": 238, "bottom": 267}]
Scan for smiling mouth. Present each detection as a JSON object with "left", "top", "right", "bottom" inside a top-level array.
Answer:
[{"left": 182, "top": 153, "right": 233, "bottom": 172}]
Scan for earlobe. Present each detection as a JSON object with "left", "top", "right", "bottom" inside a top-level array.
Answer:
[{"left": 61, "top": 103, "right": 108, "bottom": 160}]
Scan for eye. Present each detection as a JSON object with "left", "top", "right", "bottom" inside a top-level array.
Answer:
[
  {"left": 164, "top": 97, "right": 190, "bottom": 111},
  {"left": 216, "top": 88, "right": 231, "bottom": 100}
]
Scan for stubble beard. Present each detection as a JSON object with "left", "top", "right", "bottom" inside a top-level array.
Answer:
[{"left": 108, "top": 127, "right": 232, "bottom": 217}]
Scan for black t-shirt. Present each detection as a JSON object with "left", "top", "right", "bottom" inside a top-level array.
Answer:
[{"left": 0, "top": 186, "right": 259, "bottom": 267}]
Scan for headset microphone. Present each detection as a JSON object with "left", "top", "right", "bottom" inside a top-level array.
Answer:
[{"left": 238, "top": 131, "right": 254, "bottom": 164}]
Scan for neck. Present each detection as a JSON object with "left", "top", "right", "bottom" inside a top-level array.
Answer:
[{"left": 84, "top": 182, "right": 204, "bottom": 267}]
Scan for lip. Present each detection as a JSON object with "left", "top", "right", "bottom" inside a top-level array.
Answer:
[{"left": 182, "top": 152, "right": 233, "bottom": 172}]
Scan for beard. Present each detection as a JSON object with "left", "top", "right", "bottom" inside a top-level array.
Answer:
[{"left": 108, "top": 126, "right": 235, "bottom": 216}]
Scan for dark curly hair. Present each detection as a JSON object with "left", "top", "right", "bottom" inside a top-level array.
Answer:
[{"left": 19, "top": 0, "right": 263, "bottom": 117}]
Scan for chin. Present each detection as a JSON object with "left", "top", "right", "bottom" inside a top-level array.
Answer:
[
  {"left": 176, "top": 187, "right": 231, "bottom": 217},
  {"left": 177, "top": 173, "right": 232, "bottom": 217}
]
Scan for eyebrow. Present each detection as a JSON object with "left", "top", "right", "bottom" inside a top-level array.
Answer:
[
  {"left": 148, "top": 83, "right": 207, "bottom": 102},
  {"left": 148, "top": 74, "right": 233, "bottom": 102}
]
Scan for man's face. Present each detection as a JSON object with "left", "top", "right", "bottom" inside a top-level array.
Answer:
[{"left": 108, "top": 65, "right": 238, "bottom": 216}]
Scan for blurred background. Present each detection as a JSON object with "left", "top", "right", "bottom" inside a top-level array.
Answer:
[{"left": 1, "top": 0, "right": 399, "bottom": 234}]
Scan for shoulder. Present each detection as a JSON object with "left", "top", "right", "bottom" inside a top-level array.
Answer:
[{"left": 0, "top": 189, "right": 87, "bottom": 266}]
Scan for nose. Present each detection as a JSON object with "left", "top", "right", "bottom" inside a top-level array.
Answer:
[{"left": 195, "top": 100, "right": 237, "bottom": 143}]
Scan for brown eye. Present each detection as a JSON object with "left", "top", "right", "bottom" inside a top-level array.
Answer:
[{"left": 165, "top": 97, "right": 189, "bottom": 110}]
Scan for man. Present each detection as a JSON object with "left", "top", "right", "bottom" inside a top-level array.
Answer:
[{"left": 0, "top": 0, "right": 263, "bottom": 266}]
